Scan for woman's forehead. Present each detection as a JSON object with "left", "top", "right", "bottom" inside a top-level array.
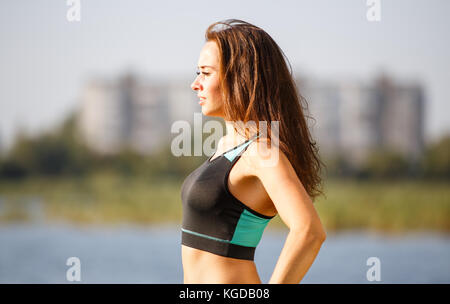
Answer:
[{"left": 198, "top": 42, "right": 219, "bottom": 69}]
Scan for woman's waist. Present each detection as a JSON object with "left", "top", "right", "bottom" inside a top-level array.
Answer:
[{"left": 181, "top": 245, "right": 261, "bottom": 283}]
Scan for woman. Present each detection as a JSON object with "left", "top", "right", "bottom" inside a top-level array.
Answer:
[{"left": 181, "top": 19, "right": 326, "bottom": 284}]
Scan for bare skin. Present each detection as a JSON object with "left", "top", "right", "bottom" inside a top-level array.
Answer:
[
  {"left": 185, "top": 41, "right": 326, "bottom": 284},
  {"left": 182, "top": 247, "right": 261, "bottom": 283}
]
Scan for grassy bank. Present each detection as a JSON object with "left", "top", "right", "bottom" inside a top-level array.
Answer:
[
  {"left": 0, "top": 174, "right": 449, "bottom": 233},
  {"left": 313, "top": 178, "right": 450, "bottom": 233}
]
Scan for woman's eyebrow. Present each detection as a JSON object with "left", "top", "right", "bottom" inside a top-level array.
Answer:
[{"left": 198, "top": 65, "right": 215, "bottom": 69}]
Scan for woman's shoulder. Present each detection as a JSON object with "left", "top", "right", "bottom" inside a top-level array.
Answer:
[{"left": 243, "top": 136, "right": 293, "bottom": 178}]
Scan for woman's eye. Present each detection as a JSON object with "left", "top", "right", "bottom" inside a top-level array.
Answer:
[{"left": 196, "top": 71, "right": 209, "bottom": 76}]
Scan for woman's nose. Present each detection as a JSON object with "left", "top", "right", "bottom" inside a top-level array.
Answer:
[{"left": 191, "top": 76, "right": 202, "bottom": 91}]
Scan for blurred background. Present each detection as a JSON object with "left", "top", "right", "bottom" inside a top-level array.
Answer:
[{"left": 0, "top": 0, "right": 449, "bottom": 283}]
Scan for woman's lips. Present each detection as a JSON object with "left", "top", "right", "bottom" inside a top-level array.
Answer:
[{"left": 199, "top": 98, "right": 206, "bottom": 105}]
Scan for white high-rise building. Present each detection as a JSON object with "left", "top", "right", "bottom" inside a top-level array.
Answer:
[
  {"left": 78, "top": 73, "right": 198, "bottom": 155},
  {"left": 303, "top": 75, "right": 424, "bottom": 167}
]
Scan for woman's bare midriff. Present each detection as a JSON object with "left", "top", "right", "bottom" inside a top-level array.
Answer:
[{"left": 182, "top": 245, "right": 262, "bottom": 284}]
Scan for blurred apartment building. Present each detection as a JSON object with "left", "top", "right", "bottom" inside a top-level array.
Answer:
[
  {"left": 78, "top": 73, "right": 424, "bottom": 167},
  {"left": 300, "top": 75, "right": 424, "bottom": 167},
  {"left": 78, "top": 73, "right": 199, "bottom": 155}
]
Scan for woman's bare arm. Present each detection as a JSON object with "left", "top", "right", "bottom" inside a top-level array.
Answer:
[{"left": 248, "top": 141, "right": 327, "bottom": 283}]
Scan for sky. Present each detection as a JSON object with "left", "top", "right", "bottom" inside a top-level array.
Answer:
[{"left": 0, "top": 0, "right": 449, "bottom": 150}]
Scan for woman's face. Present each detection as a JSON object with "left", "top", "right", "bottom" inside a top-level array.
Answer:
[{"left": 191, "top": 41, "right": 224, "bottom": 117}]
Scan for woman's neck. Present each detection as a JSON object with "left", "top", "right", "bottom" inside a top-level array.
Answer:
[{"left": 224, "top": 120, "right": 256, "bottom": 143}]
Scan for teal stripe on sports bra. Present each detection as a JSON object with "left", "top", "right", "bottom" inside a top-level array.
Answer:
[
  {"left": 230, "top": 209, "right": 270, "bottom": 247},
  {"left": 181, "top": 228, "right": 230, "bottom": 243},
  {"left": 224, "top": 134, "right": 260, "bottom": 162}
]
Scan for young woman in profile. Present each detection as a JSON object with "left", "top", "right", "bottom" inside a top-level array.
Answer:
[{"left": 180, "top": 19, "right": 326, "bottom": 284}]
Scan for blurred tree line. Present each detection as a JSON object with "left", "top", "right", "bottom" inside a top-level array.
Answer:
[
  {"left": 0, "top": 112, "right": 449, "bottom": 181},
  {"left": 0, "top": 112, "right": 205, "bottom": 181},
  {"left": 323, "top": 136, "right": 450, "bottom": 180}
]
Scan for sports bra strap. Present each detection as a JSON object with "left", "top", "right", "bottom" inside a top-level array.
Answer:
[{"left": 224, "top": 133, "right": 260, "bottom": 162}]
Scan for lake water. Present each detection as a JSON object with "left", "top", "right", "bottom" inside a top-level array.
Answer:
[{"left": 0, "top": 223, "right": 449, "bottom": 283}]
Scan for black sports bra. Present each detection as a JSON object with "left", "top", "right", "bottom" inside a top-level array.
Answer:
[{"left": 180, "top": 133, "right": 275, "bottom": 260}]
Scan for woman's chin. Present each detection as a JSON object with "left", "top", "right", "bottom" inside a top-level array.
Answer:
[
  {"left": 201, "top": 105, "right": 211, "bottom": 115},
  {"left": 201, "top": 108, "right": 220, "bottom": 118}
]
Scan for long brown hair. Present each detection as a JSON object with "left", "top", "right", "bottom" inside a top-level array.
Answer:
[{"left": 205, "top": 19, "right": 324, "bottom": 202}]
